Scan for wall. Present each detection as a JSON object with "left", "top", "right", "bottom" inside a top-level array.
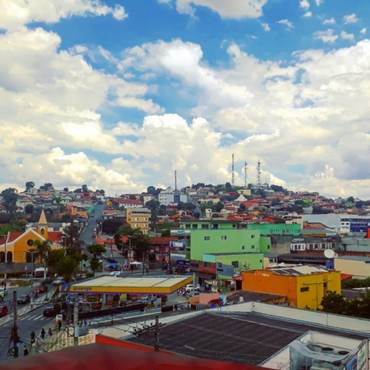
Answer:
[
  {"left": 215, "top": 253, "right": 264, "bottom": 271},
  {"left": 190, "top": 229, "right": 268, "bottom": 261},
  {"left": 296, "top": 271, "right": 341, "bottom": 310},
  {"left": 242, "top": 270, "right": 298, "bottom": 306},
  {"left": 335, "top": 258, "right": 370, "bottom": 278},
  {"left": 248, "top": 223, "right": 301, "bottom": 236}
]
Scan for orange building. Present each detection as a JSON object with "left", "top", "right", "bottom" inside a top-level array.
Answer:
[
  {"left": 242, "top": 265, "right": 341, "bottom": 310},
  {"left": 0, "top": 210, "right": 63, "bottom": 263}
]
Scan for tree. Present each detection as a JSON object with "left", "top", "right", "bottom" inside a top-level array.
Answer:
[
  {"left": 1, "top": 188, "right": 18, "bottom": 214},
  {"left": 321, "top": 291, "right": 346, "bottom": 314},
  {"left": 116, "top": 224, "right": 134, "bottom": 236},
  {"left": 34, "top": 240, "right": 51, "bottom": 280},
  {"left": 24, "top": 204, "right": 34, "bottom": 215},
  {"left": 47, "top": 249, "right": 65, "bottom": 275},
  {"left": 88, "top": 244, "right": 106, "bottom": 276},
  {"left": 89, "top": 256, "right": 102, "bottom": 275},
  {"left": 25, "top": 181, "right": 35, "bottom": 192},
  {"left": 55, "top": 255, "right": 80, "bottom": 283},
  {"left": 147, "top": 186, "right": 156, "bottom": 195},
  {"left": 212, "top": 202, "right": 224, "bottom": 213},
  {"left": 129, "top": 229, "right": 150, "bottom": 271}
]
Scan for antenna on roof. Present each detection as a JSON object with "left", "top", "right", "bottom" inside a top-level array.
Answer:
[
  {"left": 232, "top": 153, "right": 235, "bottom": 186},
  {"left": 244, "top": 161, "right": 248, "bottom": 188}
]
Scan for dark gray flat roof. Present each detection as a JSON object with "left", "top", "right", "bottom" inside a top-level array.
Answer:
[{"left": 129, "top": 311, "right": 369, "bottom": 365}]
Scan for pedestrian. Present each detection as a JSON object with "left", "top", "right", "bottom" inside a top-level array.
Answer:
[
  {"left": 40, "top": 328, "right": 45, "bottom": 340},
  {"left": 57, "top": 320, "right": 62, "bottom": 332},
  {"left": 48, "top": 327, "right": 53, "bottom": 336},
  {"left": 30, "top": 331, "right": 35, "bottom": 345},
  {"left": 23, "top": 345, "right": 29, "bottom": 356}
]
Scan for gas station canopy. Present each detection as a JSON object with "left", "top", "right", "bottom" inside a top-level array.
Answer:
[{"left": 70, "top": 275, "right": 193, "bottom": 295}]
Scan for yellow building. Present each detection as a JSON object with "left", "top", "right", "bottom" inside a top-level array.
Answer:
[
  {"left": 242, "top": 265, "right": 341, "bottom": 310},
  {"left": 126, "top": 207, "right": 150, "bottom": 234},
  {"left": 0, "top": 210, "right": 63, "bottom": 263}
]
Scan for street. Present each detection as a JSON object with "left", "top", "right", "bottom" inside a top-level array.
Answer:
[
  {"left": 0, "top": 302, "right": 53, "bottom": 360},
  {"left": 79, "top": 203, "right": 104, "bottom": 249}
]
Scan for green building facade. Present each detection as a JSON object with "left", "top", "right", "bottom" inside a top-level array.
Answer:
[
  {"left": 247, "top": 223, "right": 301, "bottom": 236},
  {"left": 190, "top": 229, "right": 271, "bottom": 261}
]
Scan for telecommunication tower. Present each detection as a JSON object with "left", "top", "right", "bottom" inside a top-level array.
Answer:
[
  {"left": 231, "top": 153, "right": 235, "bottom": 186},
  {"left": 257, "top": 160, "right": 261, "bottom": 188}
]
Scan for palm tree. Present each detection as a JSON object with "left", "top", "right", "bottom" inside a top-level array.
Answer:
[{"left": 34, "top": 240, "right": 51, "bottom": 280}]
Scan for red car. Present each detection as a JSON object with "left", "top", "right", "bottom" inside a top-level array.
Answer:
[
  {"left": 0, "top": 305, "right": 8, "bottom": 317},
  {"left": 34, "top": 285, "right": 48, "bottom": 295}
]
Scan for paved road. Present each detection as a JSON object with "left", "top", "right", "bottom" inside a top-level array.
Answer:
[
  {"left": 0, "top": 304, "right": 53, "bottom": 360},
  {"left": 79, "top": 203, "right": 104, "bottom": 249}
]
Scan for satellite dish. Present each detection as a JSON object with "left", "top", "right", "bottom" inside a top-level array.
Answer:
[{"left": 324, "top": 249, "right": 335, "bottom": 259}]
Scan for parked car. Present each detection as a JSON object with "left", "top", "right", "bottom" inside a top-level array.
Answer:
[
  {"left": 43, "top": 304, "right": 61, "bottom": 318},
  {"left": 185, "top": 284, "right": 200, "bottom": 294},
  {"left": 0, "top": 305, "right": 8, "bottom": 317},
  {"left": 17, "top": 294, "right": 31, "bottom": 305},
  {"left": 34, "top": 285, "right": 48, "bottom": 295}
]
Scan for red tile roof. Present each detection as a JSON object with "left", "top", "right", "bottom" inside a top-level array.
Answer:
[
  {"left": 148, "top": 236, "right": 178, "bottom": 246},
  {"left": 48, "top": 231, "right": 64, "bottom": 243},
  {"left": 7, "top": 231, "right": 23, "bottom": 242}
]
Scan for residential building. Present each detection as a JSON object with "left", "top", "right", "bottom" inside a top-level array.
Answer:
[
  {"left": 247, "top": 223, "right": 301, "bottom": 236},
  {"left": 290, "top": 237, "right": 336, "bottom": 252},
  {"left": 242, "top": 265, "right": 341, "bottom": 310},
  {"left": 190, "top": 229, "right": 271, "bottom": 261},
  {"left": 340, "top": 216, "right": 370, "bottom": 234},
  {"left": 118, "top": 198, "right": 143, "bottom": 208},
  {"left": 158, "top": 187, "right": 188, "bottom": 206},
  {"left": 126, "top": 207, "right": 150, "bottom": 234}
]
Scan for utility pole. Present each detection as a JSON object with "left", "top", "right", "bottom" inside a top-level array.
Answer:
[
  {"left": 154, "top": 316, "right": 160, "bottom": 352},
  {"left": 9, "top": 291, "right": 19, "bottom": 358},
  {"left": 73, "top": 300, "right": 79, "bottom": 346},
  {"left": 231, "top": 153, "right": 235, "bottom": 186},
  {"left": 133, "top": 315, "right": 162, "bottom": 352}
]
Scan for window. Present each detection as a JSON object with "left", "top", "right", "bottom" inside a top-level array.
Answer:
[
  {"left": 300, "top": 287, "right": 309, "bottom": 292},
  {"left": 323, "top": 283, "right": 327, "bottom": 288},
  {"left": 192, "top": 224, "right": 198, "bottom": 229},
  {"left": 251, "top": 245, "right": 255, "bottom": 249},
  {"left": 231, "top": 261, "right": 239, "bottom": 268},
  {"left": 204, "top": 236, "right": 210, "bottom": 241},
  {"left": 232, "top": 224, "right": 236, "bottom": 228},
  {"left": 27, "top": 239, "right": 34, "bottom": 246},
  {"left": 241, "top": 246, "right": 245, "bottom": 250},
  {"left": 212, "top": 224, "right": 219, "bottom": 229},
  {"left": 266, "top": 245, "right": 270, "bottom": 249},
  {"left": 185, "top": 224, "right": 191, "bottom": 229},
  {"left": 221, "top": 235, "right": 227, "bottom": 240},
  {"left": 251, "top": 234, "right": 255, "bottom": 239},
  {"left": 201, "top": 224, "right": 209, "bottom": 229}
]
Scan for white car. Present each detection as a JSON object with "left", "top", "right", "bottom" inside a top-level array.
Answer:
[{"left": 185, "top": 284, "right": 200, "bottom": 294}]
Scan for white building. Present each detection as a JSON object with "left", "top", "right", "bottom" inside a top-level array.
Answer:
[{"left": 158, "top": 187, "right": 188, "bottom": 206}]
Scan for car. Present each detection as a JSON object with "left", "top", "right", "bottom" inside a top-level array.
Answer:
[
  {"left": 185, "top": 284, "right": 201, "bottom": 294},
  {"left": 34, "top": 285, "right": 48, "bottom": 295},
  {"left": 0, "top": 305, "right": 8, "bottom": 317},
  {"left": 43, "top": 304, "right": 61, "bottom": 318},
  {"left": 17, "top": 294, "right": 31, "bottom": 305}
]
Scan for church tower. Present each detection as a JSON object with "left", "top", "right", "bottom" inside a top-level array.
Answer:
[{"left": 37, "top": 209, "right": 48, "bottom": 239}]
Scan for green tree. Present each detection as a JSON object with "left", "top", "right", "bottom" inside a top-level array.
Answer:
[
  {"left": 34, "top": 240, "right": 51, "bottom": 279},
  {"left": 1, "top": 188, "right": 18, "bottom": 215},
  {"left": 116, "top": 224, "right": 134, "bottom": 236},
  {"left": 55, "top": 255, "right": 80, "bottom": 283},
  {"left": 90, "top": 256, "right": 102, "bottom": 275},
  {"left": 321, "top": 291, "right": 346, "bottom": 314},
  {"left": 88, "top": 244, "right": 106, "bottom": 256}
]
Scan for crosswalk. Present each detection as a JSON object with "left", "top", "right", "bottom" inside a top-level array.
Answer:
[{"left": 20, "top": 313, "right": 50, "bottom": 321}]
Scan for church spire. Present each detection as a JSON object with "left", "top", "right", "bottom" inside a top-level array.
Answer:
[{"left": 38, "top": 209, "right": 47, "bottom": 225}]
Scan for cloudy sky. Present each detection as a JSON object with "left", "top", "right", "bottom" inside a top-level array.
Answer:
[{"left": 1, "top": 0, "right": 370, "bottom": 197}]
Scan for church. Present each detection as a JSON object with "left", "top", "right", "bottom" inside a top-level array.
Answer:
[{"left": 0, "top": 210, "right": 64, "bottom": 264}]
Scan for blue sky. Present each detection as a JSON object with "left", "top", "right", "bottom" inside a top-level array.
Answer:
[{"left": 1, "top": 0, "right": 370, "bottom": 197}]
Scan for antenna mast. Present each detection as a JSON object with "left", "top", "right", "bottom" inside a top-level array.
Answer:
[
  {"left": 257, "top": 160, "right": 261, "bottom": 188},
  {"left": 174, "top": 170, "right": 177, "bottom": 191},
  {"left": 244, "top": 161, "right": 248, "bottom": 188},
  {"left": 231, "top": 153, "right": 235, "bottom": 186}
]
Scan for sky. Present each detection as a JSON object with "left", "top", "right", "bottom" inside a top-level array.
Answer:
[{"left": 0, "top": 0, "right": 370, "bottom": 198}]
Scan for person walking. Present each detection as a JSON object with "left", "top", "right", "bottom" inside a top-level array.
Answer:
[
  {"left": 40, "top": 328, "right": 45, "bottom": 340},
  {"left": 48, "top": 327, "right": 53, "bottom": 337},
  {"left": 30, "top": 331, "right": 35, "bottom": 345}
]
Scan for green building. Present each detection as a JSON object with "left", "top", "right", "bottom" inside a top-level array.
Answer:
[
  {"left": 190, "top": 229, "right": 271, "bottom": 261},
  {"left": 180, "top": 220, "right": 244, "bottom": 231},
  {"left": 247, "top": 223, "right": 301, "bottom": 236}
]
